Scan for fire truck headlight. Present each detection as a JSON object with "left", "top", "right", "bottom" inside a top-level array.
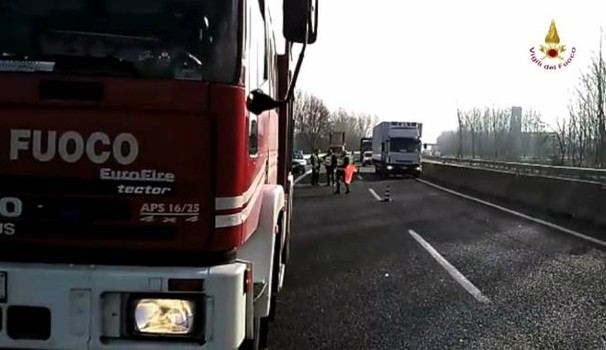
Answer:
[
  {"left": 129, "top": 297, "right": 200, "bottom": 336},
  {"left": 386, "top": 165, "right": 394, "bottom": 170}
]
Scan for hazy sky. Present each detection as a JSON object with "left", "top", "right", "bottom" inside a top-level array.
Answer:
[{"left": 294, "top": 0, "right": 606, "bottom": 143}]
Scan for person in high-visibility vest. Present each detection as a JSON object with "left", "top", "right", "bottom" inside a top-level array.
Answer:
[
  {"left": 310, "top": 149, "right": 320, "bottom": 186},
  {"left": 344, "top": 161, "right": 357, "bottom": 186},
  {"left": 334, "top": 150, "right": 350, "bottom": 194},
  {"left": 323, "top": 149, "right": 336, "bottom": 187}
]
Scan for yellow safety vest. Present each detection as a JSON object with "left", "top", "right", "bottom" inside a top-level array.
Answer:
[
  {"left": 324, "top": 155, "right": 333, "bottom": 166},
  {"left": 336, "top": 156, "right": 345, "bottom": 167}
]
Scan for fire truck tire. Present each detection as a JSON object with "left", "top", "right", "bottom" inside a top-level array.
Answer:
[
  {"left": 268, "top": 249, "right": 280, "bottom": 321},
  {"left": 282, "top": 227, "right": 291, "bottom": 265},
  {"left": 259, "top": 317, "right": 270, "bottom": 348},
  {"left": 279, "top": 209, "right": 290, "bottom": 272},
  {"left": 269, "top": 210, "right": 285, "bottom": 322}
]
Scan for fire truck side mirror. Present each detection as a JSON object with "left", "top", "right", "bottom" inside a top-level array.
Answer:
[
  {"left": 423, "top": 143, "right": 427, "bottom": 150},
  {"left": 246, "top": 89, "right": 280, "bottom": 115},
  {"left": 283, "top": 0, "right": 318, "bottom": 44}
]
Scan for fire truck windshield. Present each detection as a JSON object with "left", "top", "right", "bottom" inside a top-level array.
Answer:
[{"left": 0, "top": 0, "right": 240, "bottom": 82}]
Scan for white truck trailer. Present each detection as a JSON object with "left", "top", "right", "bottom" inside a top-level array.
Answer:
[{"left": 372, "top": 121, "right": 423, "bottom": 177}]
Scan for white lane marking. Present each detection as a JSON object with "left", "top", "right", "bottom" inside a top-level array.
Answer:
[
  {"left": 294, "top": 169, "right": 312, "bottom": 184},
  {"left": 408, "top": 229, "right": 491, "bottom": 304},
  {"left": 416, "top": 178, "right": 606, "bottom": 248},
  {"left": 368, "top": 188, "right": 382, "bottom": 201},
  {"left": 357, "top": 174, "right": 364, "bottom": 180}
]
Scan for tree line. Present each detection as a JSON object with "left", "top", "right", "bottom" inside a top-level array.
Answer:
[
  {"left": 437, "top": 107, "right": 553, "bottom": 162},
  {"left": 437, "top": 35, "right": 606, "bottom": 168},
  {"left": 293, "top": 90, "right": 379, "bottom": 152}
]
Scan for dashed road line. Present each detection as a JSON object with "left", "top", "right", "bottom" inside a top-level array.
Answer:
[
  {"left": 368, "top": 188, "right": 382, "bottom": 201},
  {"left": 408, "top": 229, "right": 491, "bottom": 304},
  {"left": 294, "top": 169, "right": 312, "bottom": 184},
  {"left": 416, "top": 178, "right": 606, "bottom": 248}
]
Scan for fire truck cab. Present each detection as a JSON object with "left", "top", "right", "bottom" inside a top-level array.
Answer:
[{"left": 0, "top": 0, "right": 318, "bottom": 349}]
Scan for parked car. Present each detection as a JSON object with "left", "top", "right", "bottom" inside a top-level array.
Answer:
[
  {"left": 292, "top": 160, "right": 306, "bottom": 176},
  {"left": 293, "top": 152, "right": 308, "bottom": 166}
]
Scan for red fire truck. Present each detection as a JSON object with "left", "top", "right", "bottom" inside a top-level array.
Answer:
[{"left": 0, "top": 0, "right": 318, "bottom": 349}]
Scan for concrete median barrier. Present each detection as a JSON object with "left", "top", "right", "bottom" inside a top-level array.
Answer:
[{"left": 422, "top": 160, "right": 606, "bottom": 228}]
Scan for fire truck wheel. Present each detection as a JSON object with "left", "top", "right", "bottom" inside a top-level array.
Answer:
[
  {"left": 259, "top": 317, "right": 270, "bottom": 348},
  {"left": 282, "top": 226, "right": 291, "bottom": 266},
  {"left": 269, "top": 212, "right": 284, "bottom": 322}
]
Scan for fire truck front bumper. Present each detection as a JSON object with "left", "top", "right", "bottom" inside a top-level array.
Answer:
[{"left": 0, "top": 262, "right": 248, "bottom": 350}]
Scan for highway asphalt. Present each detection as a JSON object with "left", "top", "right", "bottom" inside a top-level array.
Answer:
[{"left": 268, "top": 167, "right": 606, "bottom": 350}]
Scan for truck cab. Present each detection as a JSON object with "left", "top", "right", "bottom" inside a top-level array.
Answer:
[
  {"left": 372, "top": 122, "right": 423, "bottom": 177},
  {"left": 359, "top": 137, "right": 372, "bottom": 163}
]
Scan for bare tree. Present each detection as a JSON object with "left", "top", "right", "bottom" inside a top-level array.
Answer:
[
  {"left": 594, "top": 36, "right": 606, "bottom": 167},
  {"left": 293, "top": 90, "right": 380, "bottom": 152},
  {"left": 437, "top": 29, "right": 606, "bottom": 168},
  {"left": 457, "top": 108, "right": 465, "bottom": 158},
  {"left": 353, "top": 112, "right": 377, "bottom": 138},
  {"left": 552, "top": 117, "right": 568, "bottom": 165},
  {"left": 463, "top": 107, "right": 482, "bottom": 158},
  {"left": 440, "top": 105, "right": 551, "bottom": 161},
  {"left": 328, "top": 109, "right": 378, "bottom": 150},
  {"left": 293, "top": 90, "right": 331, "bottom": 151},
  {"left": 519, "top": 109, "right": 548, "bottom": 160},
  {"left": 491, "top": 107, "right": 511, "bottom": 160},
  {"left": 563, "top": 30, "right": 606, "bottom": 168},
  {"left": 480, "top": 107, "right": 493, "bottom": 158}
]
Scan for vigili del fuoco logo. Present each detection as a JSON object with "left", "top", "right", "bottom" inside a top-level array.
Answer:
[{"left": 529, "top": 20, "right": 576, "bottom": 70}]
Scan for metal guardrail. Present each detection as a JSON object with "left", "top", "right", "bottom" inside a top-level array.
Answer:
[{"left": 424, "top": 156, "right": 606, "bottom": 183}]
